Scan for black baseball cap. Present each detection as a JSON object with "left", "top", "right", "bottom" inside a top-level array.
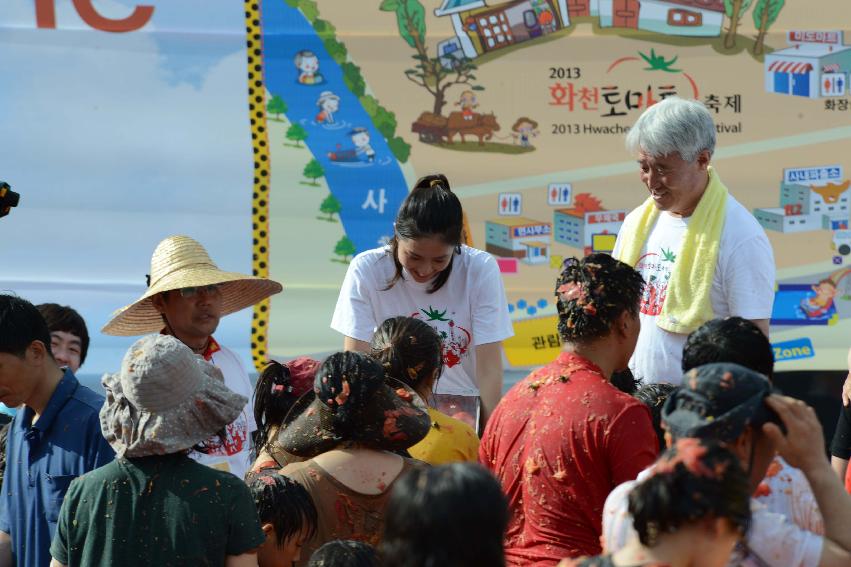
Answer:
[{"left": 662, "top": 362, "right": 781, "bottom": 442}]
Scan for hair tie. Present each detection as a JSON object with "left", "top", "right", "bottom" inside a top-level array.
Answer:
[{"left": 271, "top": 383, "right": 292, "bottom": 395}]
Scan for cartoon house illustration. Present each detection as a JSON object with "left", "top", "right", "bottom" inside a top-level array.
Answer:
[
  {"left": 435, "top": 0, "right": 573, "bottom": 60},
  {"left": 764, "top": 31, "right": 851, "bottom": 99},
  {"left": 553, "top": 193, "right": 626, "bottom": 253},
  {"left": 485, "top": 216, "right": 552, "bottom": 264},
  {"left": 598, "top": 0, "right": 724, "bottom": 37},
  {"left": 754, "top": 166, "right": 850, "bottom": 233}
]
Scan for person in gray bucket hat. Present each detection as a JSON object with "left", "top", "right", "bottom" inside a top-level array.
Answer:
[
  {"left": 49, "top": 335, "right": 266, "bottom": 567},
  {"left": 603, "top": 362, "right": 851, "bottom": 567}
]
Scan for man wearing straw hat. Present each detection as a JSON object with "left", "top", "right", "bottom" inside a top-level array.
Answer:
[{"left": 103, "top": 235, "right": 282, "bottom": 480}]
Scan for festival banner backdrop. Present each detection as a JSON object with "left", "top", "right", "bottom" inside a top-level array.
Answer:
[{"left": 2, "top": 1, "right": 851, "bottom": 377}]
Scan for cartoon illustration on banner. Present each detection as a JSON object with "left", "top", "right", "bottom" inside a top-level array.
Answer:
[{"left": 258, "top": 0, "right": 850, "bottom": 373}]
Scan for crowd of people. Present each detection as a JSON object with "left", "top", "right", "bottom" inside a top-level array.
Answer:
[{"left": 2, "top": 97, "right": 851, "bottom": 566}]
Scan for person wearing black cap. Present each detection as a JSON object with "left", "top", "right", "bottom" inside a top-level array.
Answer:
[
  {"left": 603, "top": 362, "right": 851, "bottom": 567},
  {"left": 682, "top": 317, "right": 822, "bottom": 535}
]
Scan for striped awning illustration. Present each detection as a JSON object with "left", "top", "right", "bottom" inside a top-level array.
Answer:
[
  {"left": 768, "top": 60, "right": 814, "bottom": 74},
  {"left": 823, "top": 63, "right": 841, "bottom": 73}
]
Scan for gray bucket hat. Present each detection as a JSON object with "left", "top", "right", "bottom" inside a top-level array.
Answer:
[{"left": 100, "top": 334, "right": 247, "bottom": 458}]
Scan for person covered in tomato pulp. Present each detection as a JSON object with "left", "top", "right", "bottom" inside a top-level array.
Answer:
[
  {"left": 479, "top": 254, "right": 659, "bottom": 565},
  {"left": 370, "top": 316, "right": 480, "bottom": 465},
  {"left": 560, "top": 439, "right": 751, "bottom": 567},
  {"left": 603, "top": 362, "right": 851, "bottom": 567}
]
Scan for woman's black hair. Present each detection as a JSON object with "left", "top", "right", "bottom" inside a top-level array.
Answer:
[
  {"left": 381, "top": 463, "right": 508, "bottom": 567},
  {"left": 629, "top": 438, "right": 751, "bottom": 547},
  {"left": 611, "top": 368, "right": 641, "bottom": 395},
  {"left": 248, "top": 472, "right": 318, "bottom": 547},
  {"left": 634, "top": 383, "right": 678, "bottom": 451},
  {"left": 370, "top": 316, "right": 443, "bottom": 395},
  {"left": 555, "top": 253, "right": 645, "bottom": 344},
  {"left": 253, "top": 361, "right": 300, "bottom": 453},
  {"left": 385, "top": 173, "right": 464, "bottom": 294},
  {"left": 682, "top": 317, "right": 774, "bottom": 380},
  {"left": 308, "top": 540, "right": 379, "bottom": 567}
]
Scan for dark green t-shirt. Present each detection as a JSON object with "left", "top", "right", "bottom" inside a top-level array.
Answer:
[{"left": 50, "top": 453, "right": 265, "bottom": 566}]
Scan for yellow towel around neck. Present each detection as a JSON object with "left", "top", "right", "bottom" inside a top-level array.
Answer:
[{"left": 615, "top": 166, "right": 728, "bottom": 334}]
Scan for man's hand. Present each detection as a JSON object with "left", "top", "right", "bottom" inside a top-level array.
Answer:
[{"left": 763, "top": 395, "right": 826, "bottom": 473}]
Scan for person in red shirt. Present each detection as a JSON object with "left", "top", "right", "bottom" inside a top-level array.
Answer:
[{"left": 479, "top": 253, "right": 659, "bottom": 565}]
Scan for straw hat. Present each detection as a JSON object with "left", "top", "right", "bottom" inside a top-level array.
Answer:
[
  {"left": 100, "top": 334, "right": 248, "bottom": 458},
  {"left": 102, "top": 235, "right": 282, "bottom": 336}
]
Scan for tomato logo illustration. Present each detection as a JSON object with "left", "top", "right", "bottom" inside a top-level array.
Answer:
[
  {"left": 412, "top": 306, "right": 472, "bottom": 369},
  {"left": 607, "top": 48, "right": 700, "bottom": 100}
]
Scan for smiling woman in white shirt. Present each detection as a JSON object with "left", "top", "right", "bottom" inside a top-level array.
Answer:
[{"left": 330, "top": 173, "right": 513, "bottom": 429}]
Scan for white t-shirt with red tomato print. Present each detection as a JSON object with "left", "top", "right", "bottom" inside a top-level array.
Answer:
[
  {"left": 613, "top": 194, "right": 775, "bottom": 385},
  {"left": 331, "top": 245, "right": 514, "bottom": 396},
  {"left": 189, "top": 343, "right": 257, "bottom": 481}
]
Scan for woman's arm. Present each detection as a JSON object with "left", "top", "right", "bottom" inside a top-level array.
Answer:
[
  {"left": 476, "top": 342, "right": 504, "bottom": 427},
  {"left": 344, "top": 336, "right": 370, "bottom": 353}
]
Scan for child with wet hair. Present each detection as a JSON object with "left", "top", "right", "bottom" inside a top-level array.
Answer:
[
  {"left": 381, "top": 462, "right": 508, "bottom": 567},
  {"left": 249, "top": 358, "right": 318, "bottom": 476},
  {"left": 371, "top": 316, "right": 479, "bottom": 464},
  {"left": 560, "top": 439, "right": 751, "bottom": 567},
  {"left": 249, "top": 472, "right": 319, "bottom": 567},
  {"left": 308, "top": 540, "right": 379, "bottom": 567}
]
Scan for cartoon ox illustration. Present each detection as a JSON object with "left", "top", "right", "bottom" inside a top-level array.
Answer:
[{"left": 445, "top": 111, "right": 500, "bottom": 145}]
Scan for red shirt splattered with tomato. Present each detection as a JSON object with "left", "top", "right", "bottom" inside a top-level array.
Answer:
[{"left": 479, "top": 352, "right": 658, "bottom": 565}]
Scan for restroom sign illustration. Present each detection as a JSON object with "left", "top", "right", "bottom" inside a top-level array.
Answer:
[
  {"left": 822, "top": 74, "right": 846, "bottom": 97},
  {"left": 548, "top": 183, "right": 572, "bottom": 206},
  {"left": 499, "top": 193, "right": 522, "bottom": 216}
]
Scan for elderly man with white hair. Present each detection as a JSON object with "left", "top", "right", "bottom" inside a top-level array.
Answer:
[{"left": 613, "top": 97, "right": 775, "bottom": 386}]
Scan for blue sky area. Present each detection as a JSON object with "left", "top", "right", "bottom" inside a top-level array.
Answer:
[{"left": 0, "top": 0, "right": 256, "bottom": 373}]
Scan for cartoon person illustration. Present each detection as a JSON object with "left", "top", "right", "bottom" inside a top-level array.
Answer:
[
  {"left": 455, "top": 90, "right": 478, "bottom": 121},
  {"left": 801, "top": 278, "right": 838, "bottom": 318},
  {"left": 350, "top": 127, "right": 375, "bottom": 162},
  {"left": 511, "top": 117, "right": 540, "bottom": 148},
  {"left": 316, "top": 91, "right": 340, "bottom": 124},
  {"left": 294, "top": 50, "right": 323, "bottom": 85}
]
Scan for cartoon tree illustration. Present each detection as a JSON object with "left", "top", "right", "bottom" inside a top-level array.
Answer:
[
  {"left": 285, "top": 124, "right": 308, "bottom": 148},
  {"left": 380, "top": 0, "right": 484, "bottom": 116},
  {"left": 302, "top": 158, "right": 324, "bottom": 186},
  {"left": 267, "top": 95, "right": 287, "bottom": 121},
  {"left": 319, "top": 193, "right": 341, "bottom": 222},
  {"left": 723, "top": 0, "right": 754, "bottom": 49},
  {"left": 752, "top": 0, "right": 785, "bottom": 56},
  {"left": 334, "top": 236, "right": 356, "bottom": 263}
]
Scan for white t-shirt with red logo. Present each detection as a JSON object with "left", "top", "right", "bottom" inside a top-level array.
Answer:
[
  {"left": 613, "top": 194, "right": 775, "bottom": 385},
  {"left": 331, "top": 245, "right": 514, "bottom": 396},
  {"left": 189, "top": 344, "right": 256, "bottom": 481}
]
